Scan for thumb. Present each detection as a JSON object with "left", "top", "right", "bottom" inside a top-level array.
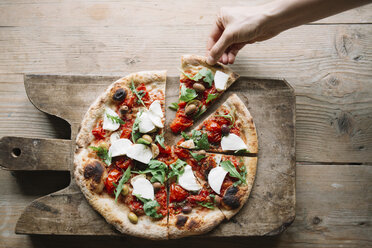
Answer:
[{"left": 207, "top": 31, "right": 234, "bottom": 65}]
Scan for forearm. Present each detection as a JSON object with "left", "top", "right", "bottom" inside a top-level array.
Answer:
[{"left": 263, "top": 0, "right": 371, "bottom": 34}]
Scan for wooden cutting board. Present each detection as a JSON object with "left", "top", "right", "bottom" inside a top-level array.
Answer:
[{"left": 0, "top": 74, "right": 296, "bottom": 237}]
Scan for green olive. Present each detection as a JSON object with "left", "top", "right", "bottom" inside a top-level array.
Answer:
[
  {"left": 142, "top": 134, "right": 153, "bottom": 143},
  {"left": 128, "top": 212, "right": 138, "bottom": 224},
  {"left": 151, "top": 143, "right": 160, "bottom": 158},
  {"left": 99, "top": 141, "right": 109, "bottom": 150},
  {"left": 121, "top": 184, "right": 129, "bottom": 196}
]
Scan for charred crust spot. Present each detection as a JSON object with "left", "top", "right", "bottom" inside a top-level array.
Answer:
[
  {"left": 176, "top": 215, "right": 189, "bottom": 228},
  {"left": 84, "top": 161, "right": 105, "bottom": 183},
  {"left": 223, "top": 186, "right": 240, "bottom": 209},
  {"left": 187, "top": 219, "right": 200, "bottom": 229}
]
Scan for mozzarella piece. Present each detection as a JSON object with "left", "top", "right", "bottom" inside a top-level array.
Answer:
[
  {"left": 178, "top": 139, "right": 195, "bottom": 149},
  {"left": 208, "top": 166, "right": 228, "bottom": 194},
  {"left": 221, "top": 133, "right": 248, "bottom": 151},
  {"left": 110, "top": 131, "right": 122, "bottom": 143},
  {"left": 148, "top": 111, "right": 164, "bottom": 128},
  {"left": 131, "top": 175, "right": 154, "bottom": 200},
  {"left": 109, "top": 138, "right": 132, "bottom": 157},
  {"left": 138, "top": 111, "right": 156, "bottom": 133},
  {"left": 179, "top": 165, "right": 202, "bottom": 191},
  {"left": 149, "top": 100, "right": 164, "bottom": 118},
  {"left": 126, "top": 144, "right": 153, "bottom": 164},
  {"left": 213, "top": 154, "right": 222, "bottom": 166},
  {"left": 214, "top": 70, "right": 229, "bottom": 91},
  {"left": 102, "top": 108, "right": 120, "bottom": 131}
]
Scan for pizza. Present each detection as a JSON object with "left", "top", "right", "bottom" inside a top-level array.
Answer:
[
  {"left": 169, "top": 55, "right": 239, "bottom": 133},
  {"left": 74, "top": 56, "right": 258, "bottom": 240},
  {"left": 177, "top": 94, "right": 258, "bottom": 154}
]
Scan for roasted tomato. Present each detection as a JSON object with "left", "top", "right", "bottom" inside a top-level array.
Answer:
[
  {"left": 169, "top": 183, "right": 189, "bottom": 202},
  {"left": 170, "top": 102, "right": 193, "bottom": 133},
  {"left": 92, "top": 121, "right": 105, "bottom": 140},
  {"left": 187, "top": 189, "right": 209, "bottom": 203},
  {"left": 156, "top": 186, "right": 168, "bottom": 216},
  {"left": 173, "top": 147, "right": 191, "bottom": 160},
  {"left": 120, "top": 119, "right": 134, "bottom": 139},
  {"left": 114, "top": 157, "right": 133, "bottom": 170},
  {"left": 205, "top": 120, "right": 222, "bottom": 143},
  {"left": 104, "top": 168, "right": 122, "bottom": 194}
]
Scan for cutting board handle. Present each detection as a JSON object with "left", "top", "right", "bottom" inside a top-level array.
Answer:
[{"left": 0, "top": 136, "right": 71, "bottom": 171}]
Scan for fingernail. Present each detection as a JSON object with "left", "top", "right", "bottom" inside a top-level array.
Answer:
[{"left": 207, "top": 55, "right": 215, "bottom": 65}]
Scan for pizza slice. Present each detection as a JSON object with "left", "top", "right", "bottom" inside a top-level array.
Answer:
[
  {"left": 169, "top": 55, "right": 239, "bottom": 133},
  {"left": 177, "top": 94, "right": 258, "bottom": 154},
  {"left": 75, "top": 71, "right": 170, "bottom": 239},
  {"left": 172, "top": 147, "right": 257, "bottom": 220},
  {"left": 167, "top": 151, "right": 225, "bottom": 239}
]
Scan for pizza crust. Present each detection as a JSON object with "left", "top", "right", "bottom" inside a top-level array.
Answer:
[
  {"left": 74, "top": 70, "right": 168, "bottom": 240},
  {"left": 168, "top": 207, "right": 225, "bottom": 239},
  {"left": 224, "top": 94, "right": 258, "bottom": 154},
  {"left": 219, "top": 157, "right": 257, "bottom": 219}
]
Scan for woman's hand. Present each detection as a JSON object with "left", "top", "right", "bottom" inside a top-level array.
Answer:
[
  {"left": 206, "top": 0, "right": 371, "bottom": 65},
  {"left": 206, "top": 6, "right": 277, "bottom": 65}
]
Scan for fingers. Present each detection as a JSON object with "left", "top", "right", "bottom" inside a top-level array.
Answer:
[{"left": 207, "top": 31, "right": 234, "bottom": 65}]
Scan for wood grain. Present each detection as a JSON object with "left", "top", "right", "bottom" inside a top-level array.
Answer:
[
  {"left": 13, "top": 75, "right": 296, "bottom": 237},
  {"left": 1, "top": 164, "right": 371, "bottom": 247},
  {"left": 0, "top": 0, "right": 371, "bottom": 27},
  {"left": 0, "top": 137, "right": 71, "bottom": 171}
]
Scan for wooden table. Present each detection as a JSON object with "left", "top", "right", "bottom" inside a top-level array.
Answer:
[{"left": 0, "top": 1, "right": 371, "bottom": 247}]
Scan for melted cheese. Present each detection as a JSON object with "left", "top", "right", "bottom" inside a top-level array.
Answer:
[
  {"left": 178, "top": 139, "right": 195, "bottom": 149},
  {"left": 131, "top": 175, "right": 154, "bottom": 200},
  {"left": 102, "top": 108, "right": 120, "bottom": 131},
  {"left": 126, "top": 144, "right": 153, "bottom": 164},
  {"left": 109, "top": 138, "right": 132, "bottom": 157},
  {"left": 138, "top": 111, "right": 156, "bottom": 133},
  {"left": 179, "top": 165, "right": 202, "bottom": 191},
  {"left": 208, "top": 166, "right": 228, "bottom": 194},
  {"left": 221, "top": 133, "right": 247, "bottom": 151},
  {"left": 214, "top": 70, "right": 229, "bottom": 91}
]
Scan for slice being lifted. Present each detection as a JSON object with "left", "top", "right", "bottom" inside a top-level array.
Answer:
[
  {"left": 170, "top": 55, "right": 239, "bottom": 133},
  {"left": 177, "top": 94, "right": 258, "bottom": 154}
]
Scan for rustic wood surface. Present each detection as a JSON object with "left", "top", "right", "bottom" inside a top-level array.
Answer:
[
  {"left": 9, "top": 75, "right": 295, "bottom": 237},
  {"left": 0, "top": 0, "right": 371, "bottom": 247}
]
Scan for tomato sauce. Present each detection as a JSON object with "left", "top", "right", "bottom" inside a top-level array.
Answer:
[
  {"left": 92, "top": 120, "right": 105, "bottom": 140},
  {"left": 104, "top": 168, "right": 122, "bottom": 194},
  {"left": 155, "top": 186, "right": 168, "bottom": 217}
]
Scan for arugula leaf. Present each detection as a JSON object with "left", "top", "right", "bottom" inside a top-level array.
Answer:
[
  {"left": 89, "top": 146, "right": 111, "bottom": 166},
  {"left": 206, "top": 93, "right": 218, "bottom": 104},
  {"left": 197, "top": 201, "right": 215, "bottom": 209},
  {"left": 134, "top": 195, "right": 163, "bottom": 219},
  {"left": 234, "top": 160, "right": 247, "bottom": 186},
  {"left": 168, "top": 159, "right": 187, "bottom": 181},
  {"left": 196, "top": 68, "right": 214, "bottom": 87},
  {"left": 193, "top": 105, "right": 207, "bottom": 119},
  {"left": 220, "top": 160, "right": 246, "bottom": 185},
  {"left": 180, "top": 131, "right": 209, "bottom": 150},
  {"left": 131, "top": 110, "right": 142, "bottom": 143},
  {"left": 135, "top": 159, "right": 168, "bottom": 184},
  {"left": 216, "top": 113, "right": 235, "bottom": 128},
  {"left": 179, "top": 85, "right": 197, "bottom": 102},
  {"left": 106, "top": 113, "right": 125, "bottom": 125},
  {"left": 234, "top": 149, "right": 249, "bottom": 155},
  {"left": 168, "top": 102, "right": 179, "bottom": 111},
  {"left": 181, "top": 131, "right": 190, "bottom": 140},
  {"left": 180, "top": 68, "right": 214, "bottom": 87},
  {"left": 191, "top": 130, "right": 210, "bottom": 150},
  {"left": 113, "top": 167, "right": 131, "bottom": 202},
  {"left": 190, "top": 151, "right": 205, "bottom": 161},
  {"left": 155, "top": 134, "right": 166, "bottom": 149},
  {"left": 130, "top": 81, "right": 146, "bottom": 107}
]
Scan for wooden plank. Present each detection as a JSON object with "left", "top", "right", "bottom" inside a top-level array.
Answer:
[
  {"left": 0, "top": 74, "right": 70, "bottom": 139},
  {"left": 1, "top": 164, "right": 371, "bottom": 247},
  {"left": 15, "top": 75, "right": 296, "bottom": 236},
  {"left": 0, "top": 0, "right": 371, "bottom": 27},
  {"left": 0, "top": 136, "right": 71, "bottom": 171}
]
